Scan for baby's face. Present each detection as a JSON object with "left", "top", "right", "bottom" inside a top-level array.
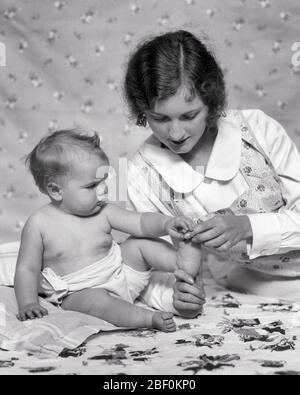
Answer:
[{"left": 60, "top": 154, "right": 109, "bottom": 217}]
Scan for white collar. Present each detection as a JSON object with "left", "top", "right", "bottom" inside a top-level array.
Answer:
[{"left": 139, "top": 110, "right": 242, "bottom": 193}]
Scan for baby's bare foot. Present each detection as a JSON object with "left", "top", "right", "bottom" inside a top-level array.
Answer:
[{"left": 152, "top": 312, "right": 176, "bottom": 332}]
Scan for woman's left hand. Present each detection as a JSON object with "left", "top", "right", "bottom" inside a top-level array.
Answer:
[
  {"left": 172, "top": 269, "right": 205, "bottom": 318},
  {"left": 185, "top": 214, "right": 253, "bottom": 252}
]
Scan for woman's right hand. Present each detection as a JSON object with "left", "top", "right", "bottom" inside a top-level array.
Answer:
[{"left": 173, "top": 269, "right": 205, "bottom": 318}]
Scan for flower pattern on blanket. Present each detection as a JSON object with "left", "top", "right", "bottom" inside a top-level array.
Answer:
[{"left": 1, "top": 284, "right": 300, "bottom": 375}]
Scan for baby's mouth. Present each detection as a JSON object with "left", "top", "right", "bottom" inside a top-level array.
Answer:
[{"left": 96, "top": 197, "right": 108, "bottom": 207}]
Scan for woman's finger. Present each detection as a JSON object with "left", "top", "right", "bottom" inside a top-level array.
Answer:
[
  {"left": 215, "top": 240, "right": 232, "bottom": 252},
  {"left": 174, "top": 300, "right": 204, "bottom": 312},
  {"left": 175, "top": 292, "right": 205, "bottom": 305},
  {"left": 173, "top": 269, "right": 194, "bottom": 284},
  {"left": 190, "top": 228, "right": 222, "bottom": 243},
  {"left": 181, "top": 217, "right": 195, "bottom": 231},
  {"left": 203, "top": 234, "right": 227, "bottom": 248},
  {"left": 175, "top": 282, "right": 206, "bottom": 300},
  {"left": 190, "top": 234, "right": 203, "bottom": 244},
  {"left": 187, "top": 220, "right": 215, "bottom": 238}
]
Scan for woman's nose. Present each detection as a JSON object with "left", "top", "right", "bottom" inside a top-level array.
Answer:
[{"left": 168, "top": 122, "right": 185, "bottom": 141}]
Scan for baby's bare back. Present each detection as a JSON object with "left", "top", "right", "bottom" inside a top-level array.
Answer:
[{"left": 39, "top": 205, "right": 113, "bottom": 276}]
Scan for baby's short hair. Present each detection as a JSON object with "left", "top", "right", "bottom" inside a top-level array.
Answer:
[{"left": 26, "top": 129, "right": 108, "bottom": 193}]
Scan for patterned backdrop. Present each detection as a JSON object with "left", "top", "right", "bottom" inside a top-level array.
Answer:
[{"left": 0, "top": 0, "right": 299, "bottom": 242}]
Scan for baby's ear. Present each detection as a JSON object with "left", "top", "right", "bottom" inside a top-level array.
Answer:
[{"left": 46, "top": 182, "right": 63, "bottom": 202}]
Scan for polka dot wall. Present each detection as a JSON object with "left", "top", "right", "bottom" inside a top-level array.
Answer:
[{"left": 0, "top": 0, "right": 299, "bottom": 241}]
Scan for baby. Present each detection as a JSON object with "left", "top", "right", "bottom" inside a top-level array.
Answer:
[{"left": 14, "top": 129, "right": 200, "bottom": 332}]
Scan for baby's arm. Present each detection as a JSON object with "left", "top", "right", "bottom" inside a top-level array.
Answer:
[
  {"left": 104, "top": 204, "right": 192, "bottom": 239},
  {"left": 14, "top": 215, "right": 48, "bottom": 321},
  {"left": 115, "top": 206, "right": 202, "bottom": 280}
]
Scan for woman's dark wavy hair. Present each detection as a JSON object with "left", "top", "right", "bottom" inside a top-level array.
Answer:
[{"left": 124, "top": 30, "right": 227, "bottom": 130}]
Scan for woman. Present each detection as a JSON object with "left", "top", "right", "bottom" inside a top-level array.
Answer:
[{"left": 124, "top": 30, "right": 300, "bottom": 315}]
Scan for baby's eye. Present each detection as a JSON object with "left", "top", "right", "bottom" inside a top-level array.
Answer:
[{"left": 86, "top": 183, "right": 98, "bottom": 189}]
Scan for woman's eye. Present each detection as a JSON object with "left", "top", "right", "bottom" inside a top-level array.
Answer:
[
  {"left": 181, "top": 113, "right": 198, "bottom": 121},
  {"left": 152, "top": 116, "right": 169, "bottom": 123},
  {"left": 87, "top": 184, "right": 97, "bottom": 189}
]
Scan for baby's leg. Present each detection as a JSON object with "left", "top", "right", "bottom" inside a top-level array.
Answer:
[
  {"left": 176, "top": 240, "right": 205, "bottom": 314},
  {"left": 120, "top": 237, "right": 178, "bottom": 273},
  {"left": 121, "top": 237, "right": 204, "bottom": 317},
  {"left": 61, "top": 288, "right": 176, "bottom": 332},
  {"left": 177, "top": 240, "right": 202, "bottom": 278}
]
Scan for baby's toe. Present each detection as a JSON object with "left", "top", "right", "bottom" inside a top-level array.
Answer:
[
  {"left": 165, "top": 320, "right": 175, "bottom": 328},
  {"left": 166, "top": 323, "right": 176, "bottom": 332},
  {"left": 161, "top": 312, "right": 174, "bottom": 320}
]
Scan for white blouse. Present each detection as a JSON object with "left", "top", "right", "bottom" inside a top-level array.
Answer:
[{"left": 127, "top": 109, "right": 300, "bottom": 260}]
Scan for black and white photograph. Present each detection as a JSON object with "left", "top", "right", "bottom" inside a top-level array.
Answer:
[{"left": 0, "top": 0, "right": 300, "bottom": 377}]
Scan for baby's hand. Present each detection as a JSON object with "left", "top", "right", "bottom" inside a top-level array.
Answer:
[
  {"left": 165, "top": 216, "right": 195, "bottom": 240},
  {"left": 17, "top": 303, "right": 48, "bottom": 321}
]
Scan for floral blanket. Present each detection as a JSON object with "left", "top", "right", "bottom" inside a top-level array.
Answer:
[{"left": 1, "top": 281, "right": 300, "bottom": 375}]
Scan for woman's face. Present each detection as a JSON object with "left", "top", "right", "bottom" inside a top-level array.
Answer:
[{"left": 146, "top": 86, "right": 209, "bottom": 155}]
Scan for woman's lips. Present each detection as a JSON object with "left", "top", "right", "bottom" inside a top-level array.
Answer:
[{"left": 170, "top": 137, "right": 190, "bottom": 146}]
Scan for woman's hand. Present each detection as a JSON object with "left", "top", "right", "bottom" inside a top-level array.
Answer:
[
  {"left": 185, "top": 213, "right": 253, "bottom": 252},
  {"left": 172, "top": 269, "right": 205, "bottom": 318},
  {"left": 165, "top": 216, "right": 194, "bottom": 240}
]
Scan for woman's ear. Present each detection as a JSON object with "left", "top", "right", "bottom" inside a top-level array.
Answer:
[{"left": 46, "top": 182, "right": 63, "bottom": 202}]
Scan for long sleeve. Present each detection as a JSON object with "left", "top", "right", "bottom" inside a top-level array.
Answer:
[{"left": 246, "top": 110, "right": 300, "bottom": 258}]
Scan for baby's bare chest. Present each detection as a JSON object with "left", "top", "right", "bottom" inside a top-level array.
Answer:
[{"left": 42, "top": 214, "right": 112, "bottom": 263}]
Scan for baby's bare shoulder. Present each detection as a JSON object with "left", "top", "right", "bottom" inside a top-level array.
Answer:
[{"left": 25, "top": 205, "right": 53, "bottom": 231}]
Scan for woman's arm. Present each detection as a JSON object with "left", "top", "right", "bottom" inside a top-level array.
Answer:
[
  {"left": 245, "top": 110, "right": 300, "bottom": 259},
  {"left": 14, "top": 215, "right": 48, "bottom": 320},
  {"left": 186, "top": 110, "right": 300, "bottom": 260}
]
